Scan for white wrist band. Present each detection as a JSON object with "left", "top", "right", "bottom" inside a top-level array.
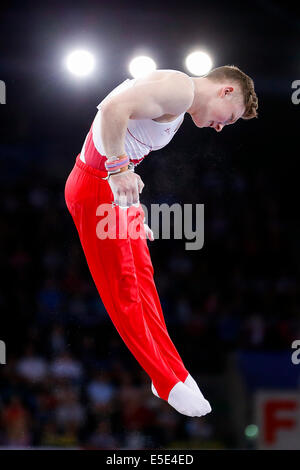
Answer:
[{"left": 103, "top": 162, "right": 135, "bottom": 181}]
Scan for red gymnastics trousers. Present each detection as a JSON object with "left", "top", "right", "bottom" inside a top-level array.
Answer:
[{"left": 64, "top": 154, "right": 189, "bottom": 401}]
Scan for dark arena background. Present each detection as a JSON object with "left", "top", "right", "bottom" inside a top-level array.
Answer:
[{"left": 0, "top": 0, "right": 299, "bottom": 454}]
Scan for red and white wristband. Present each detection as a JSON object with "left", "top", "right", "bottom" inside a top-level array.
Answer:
[{"left": 103, "top": 155, "right": 134, "bottom": 180}]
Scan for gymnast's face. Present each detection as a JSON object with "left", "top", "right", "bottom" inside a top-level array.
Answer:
[{"left": 192, "top": 84, "right": 245, "bottom": 132}]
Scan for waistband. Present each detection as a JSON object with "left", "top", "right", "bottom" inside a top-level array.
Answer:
[{"left": 75, "top": 154, "right": 108, "bottom": 179}]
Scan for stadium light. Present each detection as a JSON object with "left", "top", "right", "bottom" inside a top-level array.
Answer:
[
  {"left": 65, "top": 49, "right": 95, "bottom": 77},
  {"left": 129, "top": 56, "right": 157, "bottom": 78},
  {"left": 185, "top": 51, "right": 212, "bottom": 76}
]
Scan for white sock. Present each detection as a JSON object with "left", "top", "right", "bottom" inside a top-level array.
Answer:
[
  {"left": 152, "top": 373, "right": 206, "bottom": 400},
  {"left": 167, "top": 381, "right": 211, "bottom": 417},
  {"left": 184, "top": 374, "right": 206, "bottom": 400}
]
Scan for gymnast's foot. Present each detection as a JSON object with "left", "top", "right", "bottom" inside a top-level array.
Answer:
[
  {"left": 166, "top": 381, "right": 211, "bottom": 417},
  {"left": 152, "top": 373, "right": 206, "bottom": 400}
]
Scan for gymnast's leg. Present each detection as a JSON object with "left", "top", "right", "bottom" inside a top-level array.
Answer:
[
  {"left": 65, "top": 165, "right": 210, "bottom": 417},
  {"left": 130, "top": 219, "right": 211, "bottom": 406}
]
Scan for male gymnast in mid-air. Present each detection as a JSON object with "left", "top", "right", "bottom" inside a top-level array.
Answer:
[{"left": 65, "top": 65, "right": 258, "bottom": 417}]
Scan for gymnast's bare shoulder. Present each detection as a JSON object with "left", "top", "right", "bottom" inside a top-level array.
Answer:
[{"left": 100, "top": 69, "right": 195, "bottom": 121}]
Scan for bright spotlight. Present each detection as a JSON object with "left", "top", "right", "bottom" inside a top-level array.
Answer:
[
  {"left": 185, "top": 51, "right": 212, "bottom": 76},
  {"left": 65, "top": 50, "right": 95, "bottom": 77},
  {"left": 129, "top": 56, "right": 157, "bottom": 78}
]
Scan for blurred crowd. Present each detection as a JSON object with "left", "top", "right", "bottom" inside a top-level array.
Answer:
[{"left": 0, "top": 153, "right": 299, "bottom": 449}]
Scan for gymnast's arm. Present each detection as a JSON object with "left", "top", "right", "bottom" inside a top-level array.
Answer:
[
  {"left": 100, "top": 73, "right": 194, "bottom": 207},
  {"left": 100, "top": 72, "right": 194, "bottom": 157}
]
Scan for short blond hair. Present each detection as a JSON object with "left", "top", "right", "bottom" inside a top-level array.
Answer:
[{"left": 206, "top": 65, "right": 258, "bottom": 120}]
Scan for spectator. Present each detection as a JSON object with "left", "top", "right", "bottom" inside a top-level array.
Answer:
[
  {"left": 86, "top": 371, "right": 115, "bottom": 408},
  {"left": 50, "top": 351, "right": 83, "bottom": 382},
  {"left": 1, "top": 395, "right": 32, "bottom": 446},
  {"left": 15, "top": 344, "right": 48, "bottom": 383}
]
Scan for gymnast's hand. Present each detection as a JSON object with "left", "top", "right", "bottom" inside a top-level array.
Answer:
[
  {"left": 144, "top": 222, "right": 154, "bottom": 241},
  {"left": 108, "top": 170, "right": 144, "bottom": 208}
]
